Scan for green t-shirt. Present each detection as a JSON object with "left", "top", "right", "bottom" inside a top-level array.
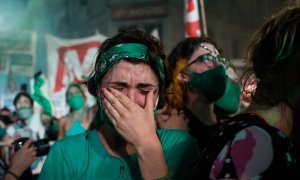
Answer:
[{"left": 38, "top": 129, "right": 199, "bottom": 180}]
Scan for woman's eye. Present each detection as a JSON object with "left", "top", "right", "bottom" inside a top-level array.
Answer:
[
  {"left": 139, "top": 88, "right": 152, "bottom": 95},
  {"left": 112, "top": 87, "right": 125, "bottom": 92}
]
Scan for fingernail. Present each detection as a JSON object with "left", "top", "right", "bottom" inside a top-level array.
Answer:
[
  {"left": 100, "top": 88, "right": 105, "bottom": 94},
  {"left": 107, "top": 87, "right": 112, "bottom": 92}
]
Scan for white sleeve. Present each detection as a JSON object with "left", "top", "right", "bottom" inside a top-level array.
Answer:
[{"left": 6, "top": 125, "right": 16, "bottom": 138}]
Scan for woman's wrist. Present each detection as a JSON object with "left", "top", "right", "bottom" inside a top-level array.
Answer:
[
  {"left": 7, "top": 167, "right": 22, "bottom": 178},
  {"left": 135, "top": 135, "right": 169, "bottom": 179},
  {"left": 6, "top": 169, "right": 20, "bottom": 179},
  {"left": 141, "top": 170, "right": 173, "bottom": 180},
  {"left": 135, "top": 134, "right": 162, "bottom": 156}
]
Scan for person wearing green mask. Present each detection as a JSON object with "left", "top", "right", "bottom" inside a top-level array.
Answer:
[
  {"left": 157, "top": 37, "right": 241, "bottom": 152},
  {"left": 5, "top": 92, "right": 46, "bottom": 145},
  {"left": 39, "top": 29, "right": 199, "bottom": 180},
  {"left": 58, "top": 83, "right": 94, "bottom": 139},
  {"left": 0, "top": 107, "right": 13, "bottom": 141}
]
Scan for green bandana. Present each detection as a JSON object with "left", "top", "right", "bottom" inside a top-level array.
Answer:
[{"left": 96, "top": 43, "right": 165, "bottom": 90}]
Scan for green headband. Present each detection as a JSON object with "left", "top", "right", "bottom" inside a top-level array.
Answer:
[{"left": 97, "top": 43, "right": 165, "bottom": 90}]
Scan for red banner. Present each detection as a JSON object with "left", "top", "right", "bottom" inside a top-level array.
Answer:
[
  {"left": 46, "top": 34, "right": 107, "bottom": 117},
  {"left": 184, "top": 0, "right": 207, "bottom": 37}
]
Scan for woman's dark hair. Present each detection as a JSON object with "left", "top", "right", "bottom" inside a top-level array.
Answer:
[
  {"left": 241, "top": 6, "right": 300, "bottom": 110},
  {"left": 168, "top": 36, "right": 222, "bottom": 71},
  {"left": 86, "top": 29, "right": 171, "bottom": 108},
  {"left": 13, "top": 92, "right": 34, "bottom": 108},
  {"left": 166, "top": 36, "right": 222, "bottom": 110}
]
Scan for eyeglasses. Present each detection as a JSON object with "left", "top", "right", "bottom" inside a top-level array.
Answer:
[
  {"left": 186, "top": 53, "right": 230, "bottom": 69},
  {"left": 189, "top": 43, "right": 230, "bottom": 68}
]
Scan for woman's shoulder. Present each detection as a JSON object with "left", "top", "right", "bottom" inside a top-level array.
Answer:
[
  {"left": 53, "top": 131, "right": 91, "bottom": 152},
  {"left": 156, "top": 129, "right": 197, "bottom": 147},
  {"left": 157, "top": 128, "right": 191, "bottom": 139},
  {"left": 225, "top": 113, "right": 290, "bottom": 142}
]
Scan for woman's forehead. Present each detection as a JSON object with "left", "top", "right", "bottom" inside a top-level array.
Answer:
[
  {"left": 101, "top": 60, "right": 159, "bottom": 85},
  {"left": 18, "top": 95, "right": 31, "bottom": 102},
  {"left": 189, "top": 43, "right": 216, "bottom": 62},
  {"left": 67, "top": 86, "right": 82, "bottom": 94},
  {"left": 16, "top": 95, "right": 32, "bottom": 106}
]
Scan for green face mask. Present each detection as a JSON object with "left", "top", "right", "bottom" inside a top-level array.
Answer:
[
  {"left": 16, "top": 107, "right": 33, "bottom": 120},
  {"left": 215, "top": 81, "right": 241, "bottom": 114},
  {"left": 100, "top": 108, "right": 158, "bottom": 137},
  {"left": 189, "top": 66, "right": 228, "bottom": 102},
  {"left": 0, "top": 128, "right": 6, "bottom": 139},
  {"left": 67, "top": 95, "right": 85, "bottom": 111}
]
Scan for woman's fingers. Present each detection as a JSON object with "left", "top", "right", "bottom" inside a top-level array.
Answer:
[
  {"left": 105, "top": 88, "right": 135, "bottom": 110},
  {"left": 103, "top": 97, "right": 121, "bottom": 122},
  {"left": 145, "top": 89, "right": 157, "bottom": 113},
  {"left": 103, "top": 100, "right": 118, "bottom": 126},
  {"left": 23, "top": 138, "right": 33, "bottom": 148},
  {"left": 102, "top": 88, "right": 128, "bottom": 121},
  {"left": 102, "top": 88, "right": 126, "bottom": 111}
]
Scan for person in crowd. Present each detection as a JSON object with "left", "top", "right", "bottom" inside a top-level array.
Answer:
[
  {"left": 3, "top": 92, "right": 47, "bottom": 178},
  {"left": 58, "top": 83, "right": 94, "bottom": 139},
  {"left": 0, "top": 107, "right": 13, "bottom": 127},
  {"left": 0, "top": 107, "right": 13, "bottom": 169},
  {"left": 40, "top": 111, "right": 58, "bottom": 141},
  {"left": 5, "top": 92, "right": 45, "bottom": 144},
  {"left": 0, "top": 107, "right": 13, "bottom": 141},
  {"left": 157, "top": 37, "right": 241, "bottom": 151},
  {"left": 3, "top": 138, "right": 36, "bottom": 180},
  {"left": 31, "top": 71, "right": 58, "bottom": 141},
  {"left": 39, "top": 29, "right": 199, "bottom": 179},
  {"left": 194, "top": 6, "right": 300, "bottom": 179}
]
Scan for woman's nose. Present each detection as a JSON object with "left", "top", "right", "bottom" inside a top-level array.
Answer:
[{"left": 126, "top": 88, "right": 144, "bottom": 107}]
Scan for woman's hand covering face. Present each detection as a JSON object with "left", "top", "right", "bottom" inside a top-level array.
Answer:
[{"left": 102, "top": 87, "right": 158, "bottom": 147}]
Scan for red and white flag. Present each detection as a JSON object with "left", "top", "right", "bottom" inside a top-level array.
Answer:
[
  {"left": 184, "top": 0, "right": 206, "bottom": 37},
  {"left": 46, "top": 33, "right": 107, "bottom": 117}
]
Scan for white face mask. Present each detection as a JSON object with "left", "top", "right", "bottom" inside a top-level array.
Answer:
[{"left": 155, "top": 97, "right": 159, "bottom": 108}]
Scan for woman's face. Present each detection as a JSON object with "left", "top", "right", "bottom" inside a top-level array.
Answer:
[
  {"left": 15, "top": 95, "right": 32, "bottom": 109},
  {"left": 187, "top": 42, "right": 218, "bottom": 73},
  {"left": 66, "top": 86, "right": 84, "bottom": 99},
  {"left": 100, "top": 60, "right": 159, "bottom": 108}
]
